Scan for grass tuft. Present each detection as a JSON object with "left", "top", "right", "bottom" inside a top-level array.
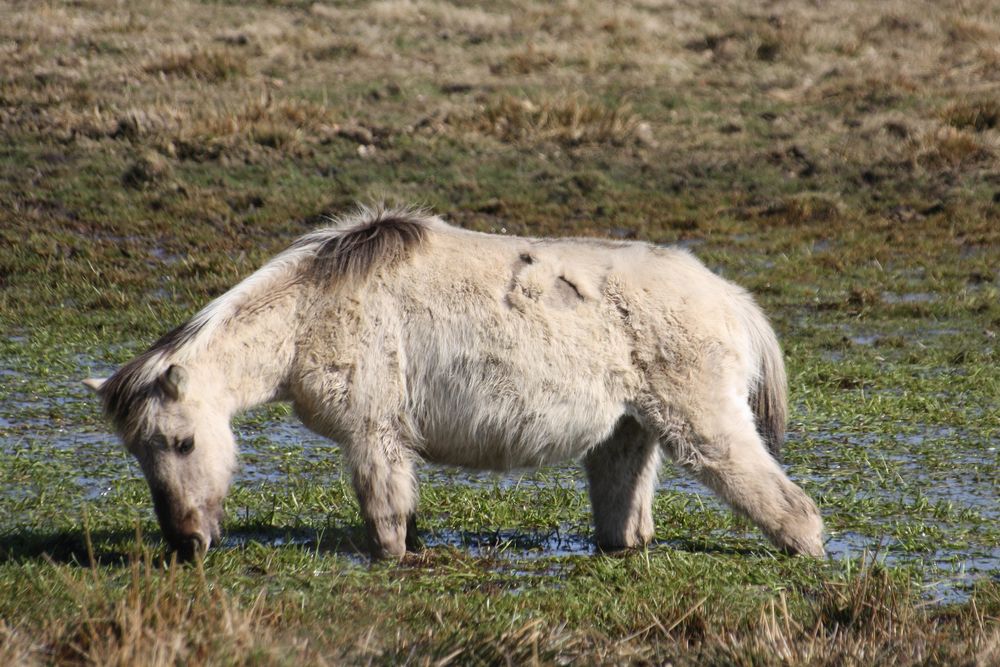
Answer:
[
  {"left": 451, "top": 94, "right": 645, "bottom": 147},
  {"left": 113, "top": 97, "right": 343, "bottom": 161},
  {"left": 122, "top": 150, "right": 173, "bottom": 189},
  {"left": 144, "top": 48, "right": 247, "bottom": 81},
  {"left": 490, "top": 46, "right": 559, "bottom": 75},
  {"left": 915, "top": 126, "right": 993, "bottom": 168},
  {"left": 943, "top": 99, "right": 1000, "bottom": 132},
  {"left": 27, "top": 544, "right": 314, "bottom": 666}
]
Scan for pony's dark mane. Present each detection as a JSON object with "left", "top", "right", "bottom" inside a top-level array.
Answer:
[
  {"left": 305, "top": 209, "right": 430, "bottom": 283},
  {"left": 99, "top": 321, "right": 204, "bottom": 434}
]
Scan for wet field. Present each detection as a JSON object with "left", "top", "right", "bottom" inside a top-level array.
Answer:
[
  {"left": 2, "top": 341, "right": 995, "bottom": 604},
  {"left": 1, "top": 0, "right": 998, "bottom": 662}
]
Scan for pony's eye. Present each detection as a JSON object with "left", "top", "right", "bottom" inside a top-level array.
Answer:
[{"left": 176, "top": 437, "right": 195, "bottom": 455}]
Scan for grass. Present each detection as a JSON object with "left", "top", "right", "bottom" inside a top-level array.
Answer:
[
  {"left": 1, "top": 0, "right": 998, "bottom": 664},
  {"left": 943, "top": 99, "right": 1000, "bottom": 132},
  {"left": 143, "top": 47, "right": 248, "bottom": 82},
  {"left": 446, "top": 94, "right": 647, "bottom": 146}
]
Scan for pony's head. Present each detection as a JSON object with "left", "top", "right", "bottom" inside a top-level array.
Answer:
[{"left": 85, "top": 363, "right": 236, "bottom": 560}]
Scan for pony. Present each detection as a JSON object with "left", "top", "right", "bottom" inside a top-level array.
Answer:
[{"left": 84, "top": 206, "right": 824, "bottom": 560}]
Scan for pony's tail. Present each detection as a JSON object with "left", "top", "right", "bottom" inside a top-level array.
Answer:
[{"left": 743, "top": 298, "right": 788, "bottom": 461}]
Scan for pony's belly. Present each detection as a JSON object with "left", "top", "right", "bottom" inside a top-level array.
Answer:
[
  {"left": 419, "top": 435, "right": 586, "bottom": 471},
  {"left": 416, "top": 400, "right": 624, "bottom": 471}
]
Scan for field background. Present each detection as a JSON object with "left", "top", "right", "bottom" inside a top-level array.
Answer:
[{"left": 1, "top": 0, "right": 998, "bottom": 664}]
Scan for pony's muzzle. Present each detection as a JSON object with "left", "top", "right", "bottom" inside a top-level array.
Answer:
[
  {"left": 164, "top": 515, "right": 218, "bottom": 562},
  {"left": 172, "top": 533, "right": 208, "bottom": 562},
  {"left": 151, "top": 488, "right": 222, "bottom": 561}
]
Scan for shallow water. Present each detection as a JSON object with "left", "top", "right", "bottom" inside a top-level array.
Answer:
[
  {"left": 425, "top": 525, "right": 595, "bottom": 560},
  {"left": 881, "top": 291, "right": 936, "bottom": 304},
  {"left": 0, "top": 365, "right": 996, "bottom": 602},
  {"left": 824, "top": 531, "right": 1000, "bottom": 604}
]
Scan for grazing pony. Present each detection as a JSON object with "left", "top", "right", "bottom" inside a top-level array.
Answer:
[{"left": 85, "top": 207, "right": 824, "bottom": 560}]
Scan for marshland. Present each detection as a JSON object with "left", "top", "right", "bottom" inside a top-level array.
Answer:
[{"left": 0, "top": 0, "right": 997, "bottom": 664}]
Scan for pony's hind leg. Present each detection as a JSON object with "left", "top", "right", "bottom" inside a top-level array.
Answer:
[
  {"left": 585, "top": 417, "right": 661, "bottom": 551},
  {"left": 657, "top": 400, "right": 824, "bottom": 557},
  {"left": 347, "top": 429, "right": 419, "bottom": 559}
]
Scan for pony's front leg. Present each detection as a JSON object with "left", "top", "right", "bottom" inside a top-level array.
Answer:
[
  {"left": 584, "top": 417, "right": 661, "bottom": 551},
  {"left": 347, "top": 430, "right": 419, "bottom": 559}
]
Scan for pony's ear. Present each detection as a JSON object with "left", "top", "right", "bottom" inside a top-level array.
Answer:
[
  {"left": 82, "top": 378, "right": 107, "bottom": 394},
  {"left": 160, "top": 364, "right": 188, "bottom": 401}
]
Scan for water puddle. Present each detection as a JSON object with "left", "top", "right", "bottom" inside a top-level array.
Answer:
[
  {"left": 216, "top": 525, "right": 580, "bottom": 588},
  {"left": 673, "top": 238, "right": 705, "bottom": 251},
  {"left": 881, "top": 291, "right": 936, "bottom": 304},
  {"left": 221, "top": 528, "right": 322, "bottom": 551},
  {"left": 423, "top": 526, "right": 593, "bottom": 560},
  {"left": 849, "top": 334, "right": 879, "bottom": 346},
  {"left": 825, "top": 531, "right": 1000, "bottom": 604},
  {"left": 150, "top": 246, "right": 183, "bottom": 265}
]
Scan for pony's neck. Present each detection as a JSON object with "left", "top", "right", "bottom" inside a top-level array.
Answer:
[{"left": 185, "top": 288, "right": 301, "bottom": 418}]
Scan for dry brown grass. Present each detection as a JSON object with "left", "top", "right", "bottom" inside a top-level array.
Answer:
[
  {"left": 0, "top": 620, "right": 38, "bottom": 666},
  {"left": 5, "top": 557, "right": 996, "bottom": 667},
  {"left": 913, "top": 126, "right": 995, "bottom": 169},
  {"left": 943, "top": 99, "right": 1000, "bottom": 132},
  {"left": 447, "top": 94, "right": 647, "bottom": 147},
  {"left": 490, "top": 45, "right": 559, "bottom": 76},
  {"left": 2, "top": 0, "right": 997, "bottom": 177},
  {"left": 106, "top": 97, "right": 341, "bottom": 162},
  {"left": 122, "top": 150, "right": 173, "bottom": 189},
  {"left": 144, "top": 47, "right": 247, "bottom": 82},
  {"left": 164, "top": 97, "right": 340, "bottom": 160},
  {"left": 13, "top": 550, "right": 319, "bottom": 666},
  {"left": 743, "top": 192, "right": 847, "bottom": 226},
  {"left": 714, "top": 592, "right": 998, "bottom": 666}
]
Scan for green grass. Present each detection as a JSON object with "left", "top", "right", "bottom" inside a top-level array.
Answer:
[{"left": 1, "top": 0, "right": 998, "bottom": 663}]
